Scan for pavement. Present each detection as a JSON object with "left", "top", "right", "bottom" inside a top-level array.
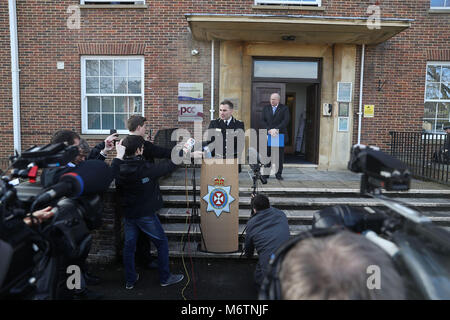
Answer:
[
  {"left": 88, "top": 257, "right": 259, "bottom": 300},
  {"left": 160, "top": 165, "right": 450, "bottom": 191}
]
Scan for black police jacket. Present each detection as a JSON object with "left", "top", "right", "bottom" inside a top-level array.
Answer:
[{"left": 111, "top": 155, "right": 178, "bottom": 219}]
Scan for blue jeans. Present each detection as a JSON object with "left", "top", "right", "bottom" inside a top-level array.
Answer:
[{"left": 123, "top": 215, "right": 170, "bottom": 284}]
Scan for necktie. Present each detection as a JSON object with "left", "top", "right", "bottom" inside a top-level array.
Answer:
[{"left": 272, "top": 106, "right": 277, "bottom": 115}]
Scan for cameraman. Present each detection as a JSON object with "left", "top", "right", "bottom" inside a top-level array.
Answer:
[
  {"left": 40, "top": 129, "right": 112, "bottom": 299},
  {"left": 244, "top": 194, "right": 290, "bottom": 289},
  {"left": 277, "top": 230, "right": 406, "bottom": 300}
]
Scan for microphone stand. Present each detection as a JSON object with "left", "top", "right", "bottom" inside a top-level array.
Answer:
[{"left": 183, "top": 161, "right": 207, "bottom": 252}]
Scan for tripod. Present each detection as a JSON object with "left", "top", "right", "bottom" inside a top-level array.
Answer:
[
  {"left": 183, "top": 163, "right": 207, "bottom": 252},
  {"left": 239, "top": 167, "right": 261, "bottom": 258}
]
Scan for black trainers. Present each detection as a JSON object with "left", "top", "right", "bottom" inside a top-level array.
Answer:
[
  {"left": 125, "top": 273, "right": 140, "bottom": 290},
  {"left": 160, "top": 274, "right": 184, "bottom": 287}
]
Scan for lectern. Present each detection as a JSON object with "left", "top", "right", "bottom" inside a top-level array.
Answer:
[{"left": 200, "top": 158, "right": 239, "bottom": 253}]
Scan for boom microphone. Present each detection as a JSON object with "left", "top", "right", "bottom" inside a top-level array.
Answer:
[{"left": 32, "top": 160, "right": 113, "bottom": 207}]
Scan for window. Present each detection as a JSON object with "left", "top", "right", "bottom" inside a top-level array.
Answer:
[
  {"left": 430, "top": 0, "right": 450, "bottom": 9},
  {"left": 423, "top": 62, "right": 450, "bottom": 133},
  {"left": 254, "top": 60, "right": 319, "bottom": 80},
  {"left": 81, "top": 56, "right": 144, "bottom": 134},
  {"left": 254, "top": 0, "right": 321, "bottom": 6},
  {"left": 80, "top": 1, "right": 145, "bottom": 5}
]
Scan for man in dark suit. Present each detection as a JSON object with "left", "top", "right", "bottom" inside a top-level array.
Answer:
[
  {"left": 261, "top": 93, "right": 290, "bottom": 180},
  {"left": 204, "top": 100, "right": 245, "bottom": 171}
]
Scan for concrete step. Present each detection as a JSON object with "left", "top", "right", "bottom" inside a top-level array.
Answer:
[
  {"left": 157, "top": 207, "right": 450, "bottom": 225},
  {"left": 159, "top": 185, "right": 450, "bottom": 198},
  {"left": 162, "top": 195, "right": 450, "bottom": 211}
]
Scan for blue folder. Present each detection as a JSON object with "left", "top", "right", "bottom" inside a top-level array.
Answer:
[{"left": 267, "top": 134, "right": 284, "bottom": 147}]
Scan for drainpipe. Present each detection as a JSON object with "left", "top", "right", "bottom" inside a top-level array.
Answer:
[
  {"left": 9, "top": 0, "right": 21, "bottom": 153},
  {"left": 210, "top": 40, "right": 215, "bottom": 120},
  {"left": 357, "top": 44, "right": 365, "bottom": 145}
]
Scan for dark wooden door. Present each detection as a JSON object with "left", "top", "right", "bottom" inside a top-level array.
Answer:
[
  {"left": 305, "top": 84, "right": 320, "bottom": 164},
  {"left": 251, "top": 82, "right": 286, "bottom": 131}
]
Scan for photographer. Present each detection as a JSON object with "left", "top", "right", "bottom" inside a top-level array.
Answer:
[
  {"left": 244, "top": 194, "right": 289, "bottom": 289},
  {"left": 112, "top": 136, "right": 195, "bottom": 289},
  {"left": 40, "top": 129, "right": 111, "bottom": 299},
  {"left": 277, "top": 230, "right": 406, "bottom": 300}
]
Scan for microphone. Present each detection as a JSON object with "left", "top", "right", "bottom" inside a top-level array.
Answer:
[{"left": 33, "top": 160, "right": 113, "bottom": 206}]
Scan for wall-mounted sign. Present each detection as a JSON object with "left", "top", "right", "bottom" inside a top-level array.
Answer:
[
  {"left": 178, "top": 83, "right": 203, "bottom": 101},
  {"left": 178, "top": 104, "right": 203, "bottom": 122},
  {"left": 364, "top": 105, "right": 375, "bottom": 118}
]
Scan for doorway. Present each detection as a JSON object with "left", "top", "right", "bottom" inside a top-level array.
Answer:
[
  {"left": 251, "top": 58, "right": 321, "bottom": 165},
  {"left": 251, "top": 81, "right": 320, "bottom": 165}
]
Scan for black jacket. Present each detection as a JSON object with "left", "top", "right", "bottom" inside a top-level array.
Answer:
[
  {"left": 261, "top": 104, "right": 290, "bottom": 144},
  {"left": 244, "top": 206, "right": 290, "bottom": 285},
  {"left": 204, "top": 117, "right": 245, "bottom": 158},
  {"left": 111, "top": 156, "right": 178, "bottom": 219}
]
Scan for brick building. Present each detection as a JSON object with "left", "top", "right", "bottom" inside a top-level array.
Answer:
[{"left": 1, "top": 0, "right": 449, "bottom": 169}]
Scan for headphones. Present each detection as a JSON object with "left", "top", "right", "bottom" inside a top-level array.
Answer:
[{"left": 258, "top": 227, "right": 345, "bottom": 300}]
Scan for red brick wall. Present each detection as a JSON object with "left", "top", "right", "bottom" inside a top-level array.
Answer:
[
  {"left": 0, "top": 1, "right": 13, "bottom": 159},
  {"left": 0, "top": 0, "right": 448, "bottom": 157}
]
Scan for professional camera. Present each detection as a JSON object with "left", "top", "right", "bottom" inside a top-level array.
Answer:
[
  {"left": 260, "top": 144, "right": 450, "bottom": 300},
  {"left": 0, "top": 143, "right": 112, "bottom": 299},
  {"left": 248, "top": 148, "right": 268, "bottom": 192}
]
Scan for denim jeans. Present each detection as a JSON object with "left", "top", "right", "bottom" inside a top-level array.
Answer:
[{"left": 123, "top": 215, "right": 170, "bottom": 284}]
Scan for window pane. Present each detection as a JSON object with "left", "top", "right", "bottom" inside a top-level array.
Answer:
[
  {"left": 114, "top": 77, "right": 127, "bottom": 94},
  {"left": 442, "top": 66, "right": 450, "bottom": 82},
  {"left": 424, "top": 102, "right": 437, "bottom": 118},
  {"left": 338, "top": 102, "right": 349, "bottom": 117},
  {"left": 423, "top": 120, "right": 434, "bottom": 132},
  {"left": 100, "top": 77, "right": 113, "bottom": 93},
  {"left": 426, "top": 83, "right": 441, "bottom": 99},
  {"left": 115, "top": 114, "right": 127, "bottom": 130},
  {"left": 100, "top": 60, "right": 113, "bottom": 76},
  {"left": 128, "top": 78, "right": 141, "bottom": 94},
  {"left": 115, "top": 97, "right": 127, "bottom": 113},
  {"left": 437, "top": 102, "right": 450, "bottom": 119},
  {"left": 441, "top": 82, "right": 450, "bottom": 99},
  {"left": 86, "top": 60, "right": 99, "bottom": 77},
  {"left": 129, "top": 60, "right": 141, "bottom": 77},
  {"left": 102, "top": 96, "right": 114, "bottom": 113},
  {"left": 86, "top": 77, "right": 99, "bottom": 93},
  {"left": 129, "top": 97, "right": 142, "bottom": 113},
  {"left": 87, "top": 96, "right": 100, "bottom": 112},
  {"left": 436, "top": 119, "right": 448, "bottom": 132},
  {"left": 430, "top": 0, "right": 445, "bottom": 7},
  {"left": 427, "top": 65, "right": 441, "bottom": 82},
  {"left": 114, "top": 60, "right": 127, "bottom": 77},
  {"left": 254, "top": 60, "right": 318, "bottom": 79},
  {"left": 102, "top": 114, "right": 114, "bottom": 130},
  {"left": 88, "top": 114, "right": 100, "bottom": 129}
]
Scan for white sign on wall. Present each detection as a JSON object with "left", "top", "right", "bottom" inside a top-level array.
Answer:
[
  {"left": 178, "top": 104, "right": 203, "bottom": 122},
  {"left": 178, "top": 83, "right": 203, "bottom": 101}
]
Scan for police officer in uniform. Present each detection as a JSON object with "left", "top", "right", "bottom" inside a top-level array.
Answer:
[{"left": 204, "top": 100, "right": 245, "bottom": 172}]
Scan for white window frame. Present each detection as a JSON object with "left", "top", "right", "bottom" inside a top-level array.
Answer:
[
  {"left": 254, "top": 0, "right": 321, "bottom": 6},
  {"left": 423, "top": 61, "right": 450, "bottom": 134},
  {"left": 430, "top": 0, "right": 450, "bottom": 9},
  {"left": 81, "top": 56, "right": 145, "bottom": 134},
  {"left": 80, "top": 0, "right": 145, "bottom": 4}
]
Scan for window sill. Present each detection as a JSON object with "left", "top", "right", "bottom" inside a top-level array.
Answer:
[
  {"left": 80, "top": 4, "right": 148, "bottom": 9},
  {"left": 428, "top": 8, "right": 450, "bottom": 14},
  {"left": 252, "top": 5, "right": 325, "bottom": 11}
]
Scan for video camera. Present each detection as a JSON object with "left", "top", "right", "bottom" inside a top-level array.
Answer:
[
  {"left": 0, "top": 143, "right": 113, "bottom": 299},
  {"left": 248, "top": 148, "right": 268, "bottom": 192},
  {"left": 260, "top": 144, "right": 450, "bottom": 300}
]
